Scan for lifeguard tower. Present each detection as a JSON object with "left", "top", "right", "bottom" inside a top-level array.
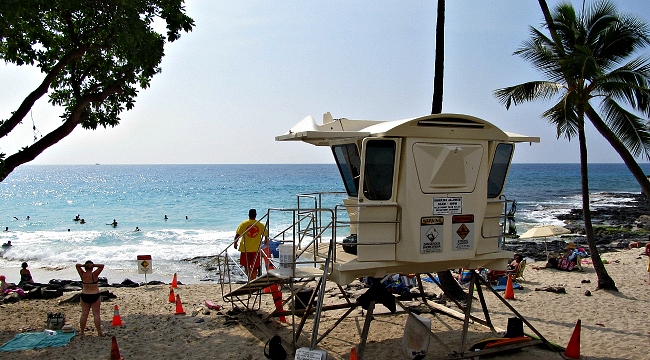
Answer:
[
  {"left": 274, "top": 112, "right": 538, "bottom": 283},
  {"left": 218, "top": 112, "right": 548, "bottom": 358}
]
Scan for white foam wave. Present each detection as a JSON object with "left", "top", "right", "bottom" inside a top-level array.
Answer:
[{"left": 0, "top": 228, "right": 235, "bottom": 274}]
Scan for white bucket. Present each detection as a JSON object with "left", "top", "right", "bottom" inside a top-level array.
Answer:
[
  {"left": 278, "top": 244, "right": 297, "bottom": 269},
  {"left": 402, "top": 314, "right": 431, "bottom": 359}
]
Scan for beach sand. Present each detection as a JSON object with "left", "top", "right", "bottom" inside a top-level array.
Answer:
[{"left": 1, "top": 248, "right": 648, "bottom": 360}]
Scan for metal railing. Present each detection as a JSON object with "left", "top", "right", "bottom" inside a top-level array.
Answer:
[
  {"left": 482, "top": 195, "right": 517, "bottom": 248},
  {"left": 334, "top": 202, "right": 402, "bottom": 248},
  {"left": 218, "top": 192, "right": 405, "bottom": 304},
  {"left": 267, "top": 206, "right": 336, "bottom": 276}
]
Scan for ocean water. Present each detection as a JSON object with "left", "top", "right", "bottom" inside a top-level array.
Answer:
[{"left": 0, "top": 163, "right": 648, "bottom": 283}]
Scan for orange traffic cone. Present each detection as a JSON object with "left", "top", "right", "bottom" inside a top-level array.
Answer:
[
  {"left": 263, "top": 246, "right": 272, "bottom": 294},
  {"left": 171, "top": 273, "right": 178, "bottom": 288},
  {"left": 504, "top": 275, "right": 515, "bottom": 300},
  {"left": 564, "top": 319, "right": 581, "bottom": 359},
  {"left": 350, "top": 346, "right": 358, "bottom": 360},
  {"left": 111, "top": 304, "right": 124, "bottom": 326},
  {"left": 174, "top": 294, "right": 186, "bottom": 315},
  {"left": 168, "top": 286, "right": 176, "bottom": 303},
  {"left": 110, "top": 336, "right": 124, "bottom": 360},
  {"left": 270, "top": 284, "right": 286, "bottom": 323}
]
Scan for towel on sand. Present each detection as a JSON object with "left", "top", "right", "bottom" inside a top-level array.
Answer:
[
  {"left": 492, "top": 283, "right": 523, "bottom": 291},
  {"left": 0, "top": 330, "right": 76, "bottom": 352}
]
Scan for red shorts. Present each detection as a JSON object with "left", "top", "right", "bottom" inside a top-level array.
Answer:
[{"left": 239, "top": 252, "right": 261, "bottom": 270}]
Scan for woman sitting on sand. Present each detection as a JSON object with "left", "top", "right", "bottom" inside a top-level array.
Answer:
[
  {"left": 0, "top": 275, "right": 8, "bottom": 292},
  {"left": 76, "top": 260, "right": 105, "bottom": 336},
  {"left": 19, "top": 262, "right": 33, "bottom": 286}
]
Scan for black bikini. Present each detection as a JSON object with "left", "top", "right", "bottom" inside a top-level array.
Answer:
[
  {"left": 82, "top": 276, "right": 99, "bottom": 285},
  {"left": 80, "top": 273, "right": 100, "bottom": 304},
  {"left": 80, "top": 293, "right": 100, "bottom": 304}
]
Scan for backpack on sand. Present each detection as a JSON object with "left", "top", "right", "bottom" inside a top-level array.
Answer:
[
  {"left": 264, "top": 335, "right": 287, "bottom": 360},
  {"left": 46, "top": 312, "right": 66, "bottom": 330}
]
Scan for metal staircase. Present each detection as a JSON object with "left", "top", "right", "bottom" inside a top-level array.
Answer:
[{"left": 218, "top": 196, "right": 342, "bottom": 314}]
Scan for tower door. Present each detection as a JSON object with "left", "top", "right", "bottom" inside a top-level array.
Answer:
[{"left": 356, "top": 138, "right": 401, "bottom": 262}]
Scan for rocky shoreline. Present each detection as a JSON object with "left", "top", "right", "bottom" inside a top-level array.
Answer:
[
  {"left": 0, "top": 278, "right": 172, "bottom": 304},
  {"left": 505, "top": 192, "right": 650, "bottom": 261}
]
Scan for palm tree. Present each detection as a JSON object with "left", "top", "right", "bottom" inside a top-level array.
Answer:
[
  {"left": 431, "top": 0, "right": 445, "bottom": 114},
  {"left": 495, "top": 1, "right": 650, "bottom": 290},
  {"left": 429, "top": 0, "right": 469, "bottom": 302}
]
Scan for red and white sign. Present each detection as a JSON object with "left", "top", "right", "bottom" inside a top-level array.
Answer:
[{"left": 137, "top": 255, "right": 153, "bottom": 274}]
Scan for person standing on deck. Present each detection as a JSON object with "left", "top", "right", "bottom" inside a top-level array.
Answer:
[{"left": 233, "top": 209, "right": 268, "bottom": 281}]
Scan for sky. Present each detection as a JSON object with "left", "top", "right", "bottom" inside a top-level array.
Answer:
[{"left": 2, "top": 0, "right": 650, "bottom": 165}]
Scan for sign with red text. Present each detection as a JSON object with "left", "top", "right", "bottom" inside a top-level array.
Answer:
[
  {"left": 420, "top": 216, "right": 444, "bottom": 254},
  {"left": 137, "top": 255, "right": 153, "bottom": 274},
  {"left": 451, "top": 215, "right": 474, "bottom": 251}
]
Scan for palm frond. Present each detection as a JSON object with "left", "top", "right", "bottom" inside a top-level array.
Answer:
[
  {"left": 599, "top": 97, "right": 650, "bottom": 159},
  {"left": 515, "top": 28, "right": 564, "bottom": 81},
  {"left": 583, "top": 0, "right": 618, "bottom": 41},
  {"left": 552, "top": 3, "right": 580, "bottom": 51},
  {"left": 542, "top": 94, "right": 579, "bottom": 141},
  {"left": 596, "top": 57, "right": 650, "bottom": 115},
  {"left": 597, "top": 28, "right": 648, "bottom": 70},
  {"left": 494, "top": 81, "right": 563, "bottom": 109},
  {"left": 583, "top": 2, "right": 650, "bottom": 69},
  {"left": 561, "top": 44, "right": 603, "bottom": 82}
]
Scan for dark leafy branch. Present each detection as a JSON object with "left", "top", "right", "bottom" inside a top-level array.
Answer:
[{"left": 0, "top": 0, "right": 195, "bottom": 181}]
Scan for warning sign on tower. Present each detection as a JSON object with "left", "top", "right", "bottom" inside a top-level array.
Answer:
[
  {"left": 420, "top": 216, "right": 443, "bottom": 254},
  {"left": 452, "top": 215, "right": 474, "bottom": 251}
]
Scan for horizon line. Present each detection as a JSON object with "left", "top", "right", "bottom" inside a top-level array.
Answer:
[{"left": 19, "top": 162, "right": 650, "bottom": 166}]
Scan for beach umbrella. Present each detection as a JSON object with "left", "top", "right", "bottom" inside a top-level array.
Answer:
[{"left": 519, "top": 225, "right": 571, "bottom": 259}]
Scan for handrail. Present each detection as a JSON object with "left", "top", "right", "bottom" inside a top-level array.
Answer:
[
  {"left": 334, "top": 202, "right": 402, "bottom": 246},
  {"left": 266, "top": 207, "right": 336, "bottom": 277},
  {"left": 481, "top": 196, "right": 517, "bottom": 246},
  {"left": 217, "top": 213, "right": 272, "bottom": 300},
  {"left": 219, "top": 192, "right": 402, "bottom": 301}
]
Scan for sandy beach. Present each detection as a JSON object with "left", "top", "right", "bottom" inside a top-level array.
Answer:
[{"left": 1, "top": 247, "right": 648, "bottom": 360}]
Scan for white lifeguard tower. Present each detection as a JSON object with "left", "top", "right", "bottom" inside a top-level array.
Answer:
[
  {"left": 273, "top": 112, "right": 538, "bottom": 284},
  {"left": 218, "top": 112, "right": 548, "bottom": 359}
]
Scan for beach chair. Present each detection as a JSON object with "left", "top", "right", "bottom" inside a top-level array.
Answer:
[
  {"left": 575, "top": 255, "right": 583, "bottom": 271},
  {"left": 509, "top": 259, "right": 526, "bottom": 282}
]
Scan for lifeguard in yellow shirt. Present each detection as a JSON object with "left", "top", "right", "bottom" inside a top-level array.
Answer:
[{"left": 234, "top": 209, "right": 268, "bottom": 280}]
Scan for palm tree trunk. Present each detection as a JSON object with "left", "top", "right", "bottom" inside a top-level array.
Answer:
[
  {"left": 585, "top": 105, "right": 650, "bottom": 200},
  {"left": 436, "top": 269, "right": 467, "bottom": 303},
  {"left": 429, "top": 0, "right": 467, "bottom": 299},
  {"left": 537, "top": 0, "right": 565, "bottom": 57},
  {"left": 431, "top": 0, "right": 445, "bottom": 114},
  {"left": 578, "top": 123, "right": 618, "bottom": 291}
]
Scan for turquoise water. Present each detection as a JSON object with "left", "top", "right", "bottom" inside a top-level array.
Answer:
[{"left": 0, "top": 163, "right": 647, "bottom": 283}]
